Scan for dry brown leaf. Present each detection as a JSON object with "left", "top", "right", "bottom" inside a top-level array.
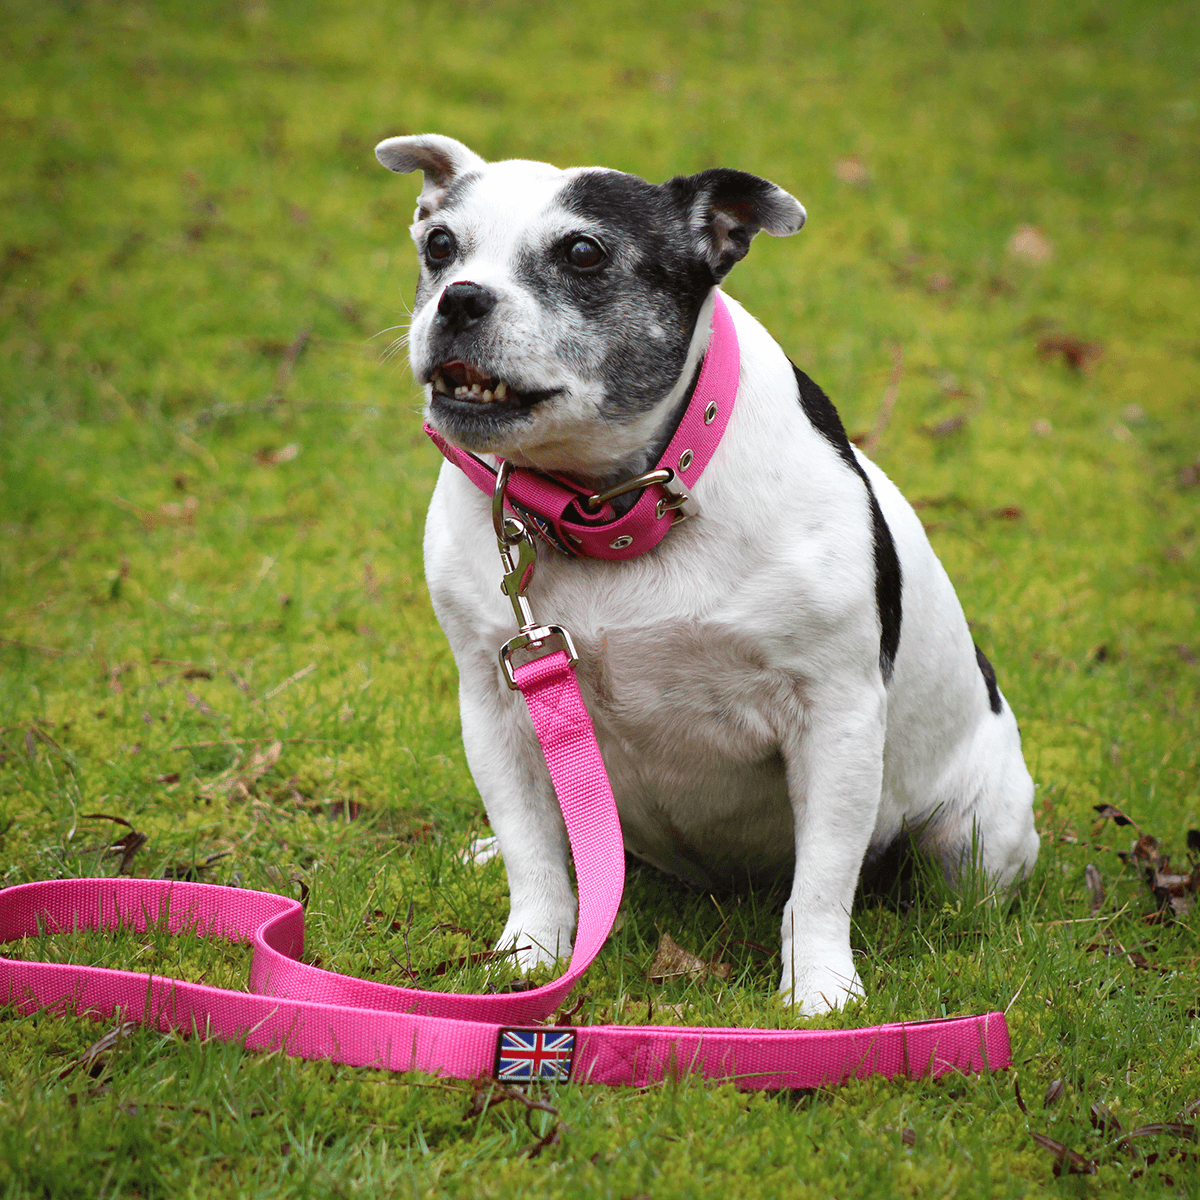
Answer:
[
  {"left": 157, "top": 496, "right": 199, "bottom": 523},
  {"left": 199, "top": 740, "right": 282, "bottom": 798},
  {"left": 160, "top": 851, "right": 231, "bottom": 881},
  {"left": 1128, "top": 1123, "right": 1196, "bottom": 1141},
  {"left": 1100, "top": 807, "right": 1199, "bottom": 921},
  {"left": 1031, "top": 1132, "right": 1098, "bottom": 1176},
  {"left": 111, "top": 829, "right": 148, "bottom": 874},
  {"left": 80, "top": 812, "right": 134, "bottom": 829},
  {"left": 1091, "top": 1102, "right": 1124, "bottom": 1136},
  {"left": 834, "top": 156, "right": 869, "bottom": 184},
  {"left": 921, "top": 415, "right": 967, "bottom": 438},
  {"left": 646, "top": 933, "right": 732, "bottom": 983},
  {"left": 57, "top": 1020, "right": 139, "bottom": 1080},
  {"left": 1008, "top": 225, "right": 1054, "bottom": 264},
  {"left": 255, "top": 443, "right": 301, "bottom": 467},
  {"left": 1037, "top": 335, "right": 1103, "bottom": 372},
  {"left": 1094, "top": 803, "right": 1139, "bottom": 831},
  {"left": 245, "top": 740, "right": 283, "bottom": 778}
]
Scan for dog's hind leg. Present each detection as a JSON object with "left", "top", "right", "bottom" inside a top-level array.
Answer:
[{"left": 919, "top": 711, "right": 1039, "bottom": 895}]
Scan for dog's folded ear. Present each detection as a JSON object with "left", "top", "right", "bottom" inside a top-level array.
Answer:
[
  {"left": 375, "top": 134, "right": 488, "bottom": 220},
  {"left": 666, "top": 169, "right": 805, "bottom": 282}
]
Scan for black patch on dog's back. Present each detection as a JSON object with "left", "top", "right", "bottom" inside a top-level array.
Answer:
[
  {"left": 791, "top": 364, "right": 903, "bottom": 683},
  {"left": 793, "top": 365, "right": 859, "bottom": 473},
  {"left": 974, "top": 644, "right": 1003, "bottom": 714}
]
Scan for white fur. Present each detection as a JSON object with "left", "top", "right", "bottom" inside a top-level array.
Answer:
[{"left": 386, "top": 141, "right": 1039, "bottom": 1015}]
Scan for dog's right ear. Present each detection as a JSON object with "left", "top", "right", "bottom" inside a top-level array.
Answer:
[{"left": 374, "top": 134, "right": 488, "bottom": 220}]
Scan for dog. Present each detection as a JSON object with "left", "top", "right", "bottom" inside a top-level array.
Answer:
[{"left": 374, "top": 134, "right": 1039, "bottom": 1015}]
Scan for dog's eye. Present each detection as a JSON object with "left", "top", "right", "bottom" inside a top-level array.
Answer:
[
  {"left": 565, "top": 237, "right": 606, "bottom": 270},
  {"left": 425, "top": 229, "right": 456, "bottom": 265}
]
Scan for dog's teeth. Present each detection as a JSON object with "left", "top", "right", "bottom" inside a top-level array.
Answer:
[{"left": 441, "top": 371, "right": 510, "bottom": 403}]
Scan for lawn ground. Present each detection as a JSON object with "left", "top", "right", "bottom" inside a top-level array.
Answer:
[{"left": 1, "top": 1, "right": 1198, "bottom": 1195}]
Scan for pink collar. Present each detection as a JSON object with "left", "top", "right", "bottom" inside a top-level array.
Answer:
[{"left": 425, "top": 291, "right": 739, "bottom": 560}]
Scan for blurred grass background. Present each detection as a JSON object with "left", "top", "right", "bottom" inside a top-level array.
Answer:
[{"left": 1, "top": 0, "right": 1198, "bottom": 1196}]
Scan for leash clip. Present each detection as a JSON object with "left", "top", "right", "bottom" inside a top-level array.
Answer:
[{"left": 493, "top": 462, "right": 579, "bottom": 689}]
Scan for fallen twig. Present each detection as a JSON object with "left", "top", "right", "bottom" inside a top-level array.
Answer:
[{"left": 863, "top": 343, "right": 904, "bottom": 452}]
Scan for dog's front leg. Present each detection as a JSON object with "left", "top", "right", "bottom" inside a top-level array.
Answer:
[
  {"left": 459, "top": 669, "right": 578, "bottom": 971},
  {"left": 778, "top": 680, "right": 886, "bottom": 1015}
]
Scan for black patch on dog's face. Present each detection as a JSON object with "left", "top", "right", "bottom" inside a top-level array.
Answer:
[
  {"left": 791, "top": 363, "right": 903, "bottom": 683},
  {"left": 510, "top": 170, "right": 716, "bottom": 419}
]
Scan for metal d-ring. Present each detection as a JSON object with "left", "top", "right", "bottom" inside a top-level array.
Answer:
[{"left": 493, "top": 459, "right": 517, "bottom": 542}]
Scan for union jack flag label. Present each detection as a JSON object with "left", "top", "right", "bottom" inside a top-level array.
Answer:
[{"left": 494, "top": 1027, "right": 576, "bottom": 1083}]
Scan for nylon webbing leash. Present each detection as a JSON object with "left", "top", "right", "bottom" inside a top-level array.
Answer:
[
  {"left": 0, "top": 654, "right": 1008, "bottom": 1088},
  {"left": 0, "top": 292, "right": 1012, "bottom": 1089}
]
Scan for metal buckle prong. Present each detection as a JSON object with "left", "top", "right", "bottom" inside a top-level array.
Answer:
[{"left": 657, "top": 471, "right": 698, "bottom": 521}]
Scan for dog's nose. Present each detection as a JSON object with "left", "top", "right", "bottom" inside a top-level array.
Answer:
[{"left": 436, "top": 282, "right": 497, "bottom": 334}]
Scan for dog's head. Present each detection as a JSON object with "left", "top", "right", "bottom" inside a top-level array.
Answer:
[{"left": 376, "top": 134, "right": 804, "bottom": 477}]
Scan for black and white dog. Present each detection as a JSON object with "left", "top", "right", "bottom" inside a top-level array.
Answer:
[{"left": 375, "top": 134, "right": 1039, "bottom": 1015}]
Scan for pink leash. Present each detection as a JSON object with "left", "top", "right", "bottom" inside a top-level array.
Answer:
[
  {"left": 0, "top": 650, "right": 1008, "bottom": 1087},
  {"left": 0, "top": 294, "right": 1012, "bottom": 1089}
]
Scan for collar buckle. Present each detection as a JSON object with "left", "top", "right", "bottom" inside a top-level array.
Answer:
[
  {"left": 583, "top": 468, "right": 673, "bottom": 513},
  {"left": 583, "top": 467, "right": 698, "bottom": 523}
]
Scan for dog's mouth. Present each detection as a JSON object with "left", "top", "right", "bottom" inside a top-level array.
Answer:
[{"left": 429, "top": 360, "right": 557, "bottom": 409}]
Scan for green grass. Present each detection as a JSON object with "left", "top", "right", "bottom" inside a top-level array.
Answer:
[{"left": 2, "top": 0, "right": 1199, "bottom": 1195}]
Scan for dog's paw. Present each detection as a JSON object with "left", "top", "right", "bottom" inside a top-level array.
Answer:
[
  {"left": 462, "top": 834, "right": 502, "bottom": 866},
  {"left": 495, "top": 923, "right": 573, "bottom": 972},
  {"left": 779, "top": 960, "right": 865, "bottom": 1016}
]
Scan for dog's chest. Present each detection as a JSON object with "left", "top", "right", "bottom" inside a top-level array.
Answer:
[{"left": 527, "top": 568, "right": 801, "bottom": 884}]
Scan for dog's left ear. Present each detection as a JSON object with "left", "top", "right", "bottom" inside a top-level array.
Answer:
[{"left": 667, "top": 169, "right": 805, "bottom": 281}]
